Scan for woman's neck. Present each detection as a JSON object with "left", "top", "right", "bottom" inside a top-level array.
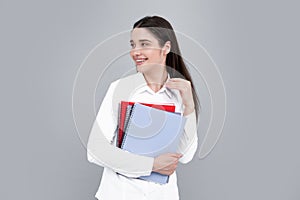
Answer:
[{"left": 143, "top": 69, "right": 168, "bottom": 93}]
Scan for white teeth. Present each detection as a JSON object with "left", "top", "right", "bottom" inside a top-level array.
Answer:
[
  {"left": 135, "top": 58, "right": 147, "bottom": 65},
  {"left": 136, "top": 59, "right": 147, "bottom": 64}
]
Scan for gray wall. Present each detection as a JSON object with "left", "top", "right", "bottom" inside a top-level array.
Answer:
[{"left": 1, "top": 0, "right": 299, "bottom": 199}]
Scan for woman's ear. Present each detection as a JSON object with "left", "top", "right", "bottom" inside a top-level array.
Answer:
[{"left": 163, "top": 41, "right": 171, "bottom": 55}]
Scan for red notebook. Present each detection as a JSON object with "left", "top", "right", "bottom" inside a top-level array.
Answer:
[{"left": 117, "top": 101, "right": 176, "bottom": 147}]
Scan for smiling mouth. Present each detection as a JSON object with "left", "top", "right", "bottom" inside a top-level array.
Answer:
[{"left": 135, "top": 58, "right": 148, "bottom": 65}]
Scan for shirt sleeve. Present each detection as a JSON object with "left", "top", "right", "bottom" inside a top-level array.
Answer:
[
  {"left": 177, "top": 110, "right": 198, "bottom": 164},
  {"left": 86, "top": 80, "right": 154, "bottom": 178}
]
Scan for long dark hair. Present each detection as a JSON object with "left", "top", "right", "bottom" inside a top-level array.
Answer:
[{"left": 133, "top": 16, "right": 200, "bottom": 119}]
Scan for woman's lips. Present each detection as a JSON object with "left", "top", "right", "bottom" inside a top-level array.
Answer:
[{"left": 135, "top": 58, "right": 148, "bottom": 65}]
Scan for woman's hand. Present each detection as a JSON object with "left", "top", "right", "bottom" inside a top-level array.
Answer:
[
  {"left": 166, "top": 78, "right": 195, "bottom": 116},
  {"left": 152, "top": 153, "right": 182, "bottom": 175}
]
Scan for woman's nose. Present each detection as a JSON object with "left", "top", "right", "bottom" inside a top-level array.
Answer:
[{"left": 133, "top": 49, "right": 141, "bottom": 56}]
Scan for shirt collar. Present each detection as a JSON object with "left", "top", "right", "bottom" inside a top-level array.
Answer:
[{"left": 133, "top": 73, "right": 174, "bottom": 99}]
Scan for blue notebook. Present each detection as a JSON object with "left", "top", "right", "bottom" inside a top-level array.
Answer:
[{"left": 121, "top": 103, "right": 187, "bottom": 184}]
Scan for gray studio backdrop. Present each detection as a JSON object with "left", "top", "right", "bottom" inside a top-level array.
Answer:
[{"left": 1, "top": 0, "right": 299, "bottom": 200}]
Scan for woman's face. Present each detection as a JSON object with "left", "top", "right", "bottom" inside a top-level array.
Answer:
[{"left": 130, "top": 28, "right": 169, "bottom": 73}]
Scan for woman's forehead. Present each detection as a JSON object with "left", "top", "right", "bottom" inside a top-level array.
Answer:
[{"left": 130, "top": 28, "right": 156, "bottom": 41}]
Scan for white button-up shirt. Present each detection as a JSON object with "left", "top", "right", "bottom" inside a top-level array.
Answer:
[{"left": 87, "top": 73, "right": 198, "bottom": 200}]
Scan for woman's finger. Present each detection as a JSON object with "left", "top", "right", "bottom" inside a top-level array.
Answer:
[
  {"left": 165, "top": 81, "right": 180, "bottom": 87},
  {"left": 169, "top": 78, "right": 185, "bottom": 81},
  {"left": 169, "top": 78, "right": 190, "bottom": 84},
  {"left": 166, "top": 81, "right": 189, "bottom": 92},
  {"left": 165, "top": 82, "right": 183, "bottom": 90}
]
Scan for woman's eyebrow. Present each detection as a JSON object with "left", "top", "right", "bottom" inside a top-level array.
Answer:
[
  {"left": 129, "top": 39, "right": 152, "bottom": 43},
  {"left": 139, "top": 39, "right": 152, "bottom": 43}
]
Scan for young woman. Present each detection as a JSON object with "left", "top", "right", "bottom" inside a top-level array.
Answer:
[{"left": 87, "top": 15, "right": 200, "bottom": 200}]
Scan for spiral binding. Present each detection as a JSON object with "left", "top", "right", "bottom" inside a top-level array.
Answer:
[{"left": 121, "top": 103, "right": 137, "bottom": 149}]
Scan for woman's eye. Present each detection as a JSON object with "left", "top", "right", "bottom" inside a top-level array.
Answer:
[
  {"left": 141, "top": 43, "right": 148, "bottom": 47},
  {"left": 130, "top": 43, "right": 135, "bottom": 48}
]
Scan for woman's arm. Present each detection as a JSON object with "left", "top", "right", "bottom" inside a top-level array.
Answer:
[
  {"left": 87, "top": 81, "right": 154, "bottom": 178},
  {"left": 166, "top": 78, "right": 199, "bottom": 163},
  {"left": 86, "top": 80, "right": 182, "bottom": 177},
  {"left": 178, "top": 110, "right": 198, "bottom": 163}
]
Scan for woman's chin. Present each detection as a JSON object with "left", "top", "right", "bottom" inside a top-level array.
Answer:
[
  {"left": 136, "top": 64, "right": 146, "bottom": 72},
  {"left": 136, "top": 63, "right": 164, "bottom": 74}
]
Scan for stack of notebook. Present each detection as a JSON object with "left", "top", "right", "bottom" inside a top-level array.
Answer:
[{"left": 117, "top": 101, "right": 187, "bottom": 185}]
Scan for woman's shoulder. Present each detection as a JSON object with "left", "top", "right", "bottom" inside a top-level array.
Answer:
[
  {"left": 106, "top": 72, "right": 146, "bottom": 104},
  {"left": 110, "top": 72, "right": 145, "bottom": 86}
]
